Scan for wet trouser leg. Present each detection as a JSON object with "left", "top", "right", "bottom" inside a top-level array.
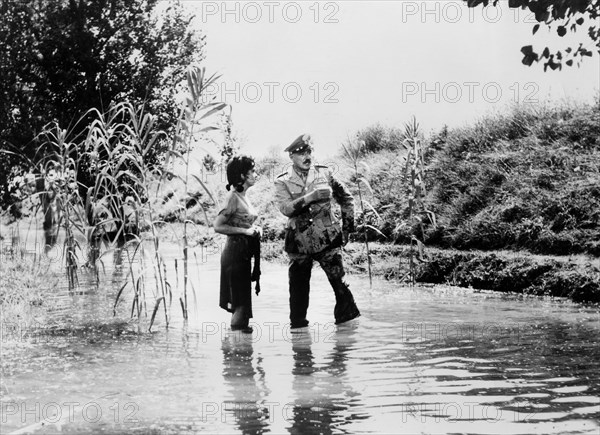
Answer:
[
  {"left": 315, "top": 248, "right": 361, "bottom": 324},
  {"left": 288, "top": 254, "right": 313, "bottom": 328}
]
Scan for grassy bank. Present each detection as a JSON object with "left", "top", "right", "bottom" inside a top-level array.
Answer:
[
  {"left": 416, "top": 250, "right": 600, "bottom": 304},
  {"left": 249, "top": 99, "right": 600, "bottom": 303},
  {"left": 361, "top": 100, "right": 600, "bottom": 256},
  {"left": 260, "top": 241, "right": 600, "bottom": 304}
]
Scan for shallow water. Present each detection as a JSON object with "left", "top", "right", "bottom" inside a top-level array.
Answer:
[{"left": 1, "top": 238, "right": 599, "bottom": 434}]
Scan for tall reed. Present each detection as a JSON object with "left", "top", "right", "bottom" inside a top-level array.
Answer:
[
  {"left": 160, "top": 65, "right": 225, "bottom": 321},
  {"left": 37, "top": 123, "right": 87, "bottom": 290},
  {"left": 36, "top": 101, "right": 171, "bottom": 330},
  {"left": 398, "top": 117, "right": 436, "bottom": 284},
  {"left": 4, "top": 66, "right": 225, "bottom": 331}
]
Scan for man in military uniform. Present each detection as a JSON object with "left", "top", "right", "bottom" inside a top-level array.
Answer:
[{"left": 275, "top": 133, "right": 361, "bottom": 329}]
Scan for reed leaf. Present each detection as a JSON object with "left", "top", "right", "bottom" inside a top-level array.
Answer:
[
  {"left": 114, "top": 281, "right": 129, "bottom": 316},
  {"left": 197, "top": 103, "right": 227, "bottom": 122},
  {"left": 148, "top": 296, "right": 165, "bottom": 332},
  {"left": 426, "top": 210, "right": 437, "bottom": 226},
  {"left": 165, "top": 282, "right": 173, "bottom": 307},
  {"left": 187, "top": 74, "right": 197, "bottom": 102},
  {"left": 340, "top": 143, "right": 353, "bottom": 161},
  {"left": 196, "top": 126, "right": 220, "bottom": 133},
  {"left": 131, "top": 295, "right": 139, "bottom": 318},
  {"left": 0, "top": 149, "right": 37, "bottom": 167},
  {"left": 362, "top": 200, "right": 382, "bottom": 222},
  {"left": 142, "top": 132, "right": 163, "bottom": 157},
  {"left": 179, "top": 297, "right": 186, "bottom": 318},
  {"left": 364, "top": 224, "right": 387, "bottom": 238},
  {"left": 191, "top": 174, "right": 220, "bottom": 209}
]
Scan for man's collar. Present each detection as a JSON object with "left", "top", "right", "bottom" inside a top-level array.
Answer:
[
  {"left": 293, "top": 166, "right": 309, "bottom": 179},
  {"left": 288, "top": 165, "right": 315, "bottom": 187}
]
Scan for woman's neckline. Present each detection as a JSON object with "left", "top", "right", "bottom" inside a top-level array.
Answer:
[{"left": 234, "top": 190, "right": 256, "bottom": 213}]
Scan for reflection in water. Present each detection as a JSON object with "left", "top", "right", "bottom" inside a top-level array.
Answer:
[
  {"left": 221, "top": 333, "right": 270, "bottom": 434},
  {"left": 288, "top": 323, "right": 368, "bottom": 434},
  {"left": 3, "top": 236, "right": 599, "bottom": 434}
]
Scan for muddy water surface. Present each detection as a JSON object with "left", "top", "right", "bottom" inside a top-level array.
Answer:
[{"left": 1, "top": 240, "right": 599, "bottom": 434}]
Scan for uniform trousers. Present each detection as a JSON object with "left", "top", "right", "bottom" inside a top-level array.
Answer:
[{"left": 288, "top": 247, "right": 360, "bottom": 327}]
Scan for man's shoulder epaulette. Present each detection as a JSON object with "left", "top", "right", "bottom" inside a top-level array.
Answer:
[
  {"left": 276, "top": 171, "right": 287, "bottom": 179},
  {"left": 314, "top": 164, "right": 329, "bottom": 169}
]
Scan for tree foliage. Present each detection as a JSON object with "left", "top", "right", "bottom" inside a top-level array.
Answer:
[
  {"left": 0, "top": 0, "right": 205, "bottom": 206},
  {"left": 465, "top": 0, "right": 599, "bottom": 70}
]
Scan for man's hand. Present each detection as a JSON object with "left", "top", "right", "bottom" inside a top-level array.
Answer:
[{"left": 306, "top": 186, "right": 332, "bottom": 204}]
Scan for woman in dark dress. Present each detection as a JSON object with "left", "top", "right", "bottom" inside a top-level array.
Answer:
[{"left": 213, "top": 156, "right": 262, "bottom": 333}]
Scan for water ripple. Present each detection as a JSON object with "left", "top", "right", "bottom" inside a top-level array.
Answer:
[{"left": 2, "top": 243, "right": 599, "bottom": 434}]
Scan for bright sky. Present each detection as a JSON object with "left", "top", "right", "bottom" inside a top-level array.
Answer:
[{"left": 178, "top": 0, "right": 600, "bottom": 158}]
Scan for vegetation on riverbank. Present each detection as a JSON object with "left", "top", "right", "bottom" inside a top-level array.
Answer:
[
  {"left": 0, "top": 251, "right": 58, "bottom": 324},
  {"left": 149, "top": 217, "right": 600, "bottom": 304},
  {"left": 335, "top": 101, "right": 600, "bottom": 256},
  {"left": 259, "top": 240, "right": 600, "bottom": 304},
  {"left": 237, "top": 99, "right": 600, "bottom": 302},
  {"left": 422, "top": 101, "right": 600, "bottom": 256},
  {"left": 416, "top": 250, "right": 600, "bottom": 304},
  {"left": 205, "top": 100, "right": 600, "bottom": 259},
  {"left": 2, "top": 99, "right": 599, "bottom": 312}
]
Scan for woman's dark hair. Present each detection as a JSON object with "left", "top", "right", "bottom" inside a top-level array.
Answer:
[{"left": 225, "top": 155, "right": 255, "bottom": 192}]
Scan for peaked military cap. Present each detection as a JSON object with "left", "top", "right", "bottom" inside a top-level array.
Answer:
[{"left": 284, "top": 133, "right": 314, "bottom": 153}]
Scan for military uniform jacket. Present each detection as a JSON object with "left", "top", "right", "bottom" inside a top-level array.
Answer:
[{"left": 275, "top": 165, "right": 355, "bottom": 254}]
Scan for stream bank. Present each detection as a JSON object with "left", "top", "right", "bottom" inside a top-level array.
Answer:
[{"left": 260, "top": 241, "right": 600, "bottom": 304}]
